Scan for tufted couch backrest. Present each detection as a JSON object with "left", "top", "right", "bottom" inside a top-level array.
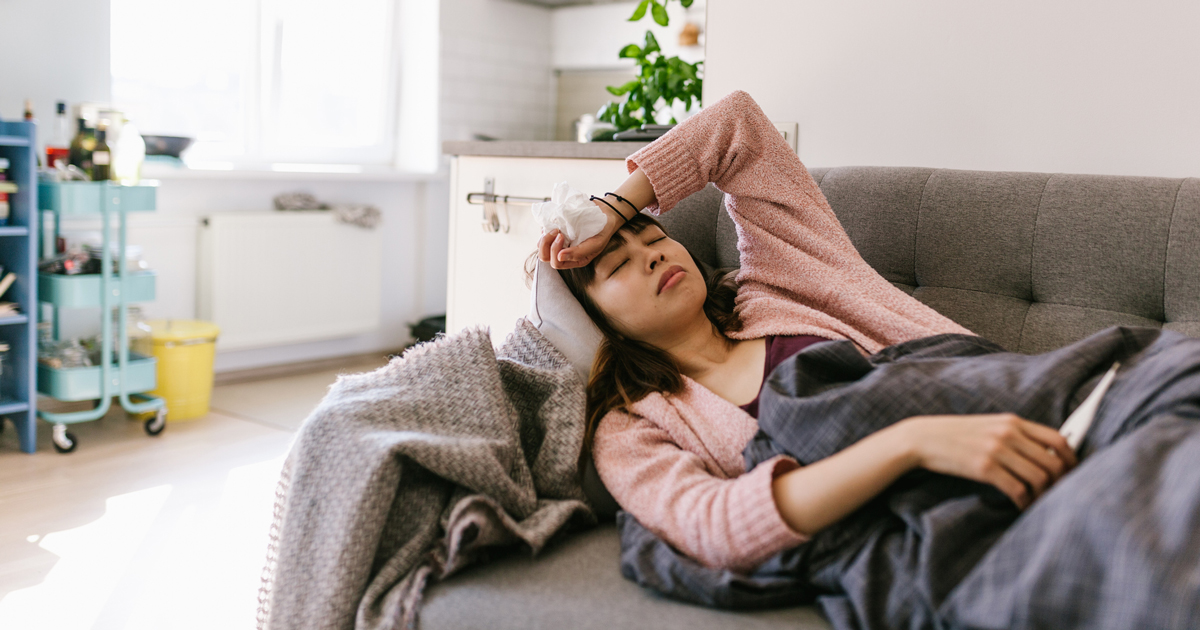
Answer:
[{"left": 655, "top": 167, "right": 1200, "bottom": 354}]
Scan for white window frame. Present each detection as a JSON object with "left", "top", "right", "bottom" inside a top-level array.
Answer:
[{"left": 112, "top": 0, "right": 426, "bottom": 172}]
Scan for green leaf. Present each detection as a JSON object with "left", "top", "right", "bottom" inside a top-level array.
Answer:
[
  {"left": 597, "top": 102, "right": 618, "bottom": 123},
  {"left": 606, "top": 80, "right": 640, "bottom": 96},
  {"left": 651, "top": 1, "right": 669, "bottom": 26},
  {"left": 643, "top": 30, "right": 660, "bottom": 54},
  {"left": 618, "top": 44, "right": 642, "bottom": 59},
  {"left": 680, "top": 0, "right": 693, "bottom": 6},
  {"left": 629, "top": 0, "right": 650, "bottom": 21}
]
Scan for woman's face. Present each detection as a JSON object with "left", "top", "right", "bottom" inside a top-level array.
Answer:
[{"left": 585, "top": 224, "right": 708, "bottom": 344}]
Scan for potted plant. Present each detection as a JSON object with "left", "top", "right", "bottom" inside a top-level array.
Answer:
[{"left": 596, "top": 0, "right": 703, "bottom": 136}]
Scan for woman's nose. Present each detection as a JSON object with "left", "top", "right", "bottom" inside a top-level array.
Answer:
[{"left": 647, "top": 252, "right": 665, "bottom": 271}]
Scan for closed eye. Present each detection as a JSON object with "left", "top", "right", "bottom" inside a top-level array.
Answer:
[{"left": 608, "top": 236, "right": 667, "bottom": 277}]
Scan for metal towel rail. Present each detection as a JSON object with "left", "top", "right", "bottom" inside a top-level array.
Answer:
[{"left": 467, "top": 177, "right": 550, "bottom": 233}]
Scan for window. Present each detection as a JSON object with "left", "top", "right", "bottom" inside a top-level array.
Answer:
[{"left": 111, "top": 0, "right": 415, "bottom": 170}]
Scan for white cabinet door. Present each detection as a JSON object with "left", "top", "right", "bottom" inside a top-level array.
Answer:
[{"left": 447, "top": 155, "right": 631, "bottom": 343}]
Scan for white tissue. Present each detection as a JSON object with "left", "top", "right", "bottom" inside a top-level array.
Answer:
[{"left": 531, "top": 182, "right": 608, "bottom": 246}]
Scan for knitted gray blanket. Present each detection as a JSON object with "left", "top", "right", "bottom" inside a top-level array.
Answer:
[{"left": 256, "top": 319, "right": 596, "bottom": 630}]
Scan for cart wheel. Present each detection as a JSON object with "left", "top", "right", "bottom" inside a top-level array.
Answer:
[
  {"left": 144, "top": 409, "right": 166, "bottom": 436},
  {"left": 52, "top": 424, "right": 77, "bottom": 454}
]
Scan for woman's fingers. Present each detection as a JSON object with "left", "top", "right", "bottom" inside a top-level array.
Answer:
[
  {"left": 538, "top": 229, "right": 560, "bottom": 263},
  {"left": 1008, "top": 428, "right": 1071, "bottom": 482},
  {"left": 994, "top": 447, "right": 1051, "bottom": 499},
  {"left": 549, "top": 233, "right": 566, "bottom": 268},
  {"left": 557, "top": 230, "right": 610, "bottom": 268},
  {"left": 985, "top": 466, "right": 1032, "bottom": 510},
  {"left": 1020, "top": 421, "right": 1078, "bottom": 469}
]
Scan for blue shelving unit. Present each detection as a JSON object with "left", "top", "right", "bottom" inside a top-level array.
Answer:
[{"left": 0, "top": 120, "right": 39, "bottom": 453}]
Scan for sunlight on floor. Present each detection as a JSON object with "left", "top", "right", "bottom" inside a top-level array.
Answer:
[{"left": 0, "top": 454, "right": 285, "bottom": 630}]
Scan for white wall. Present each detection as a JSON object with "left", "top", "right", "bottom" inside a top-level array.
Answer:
[
  {"left": 0, "top": 0, "right": 111, "bottom": 125},
  {"left": 551, "top": 1, "right": 705, "bottom": 70},
  {"left": 704, "top": 0, "right": 1200, "bottom": 178},
  {"left": 440, "top": 0, "right": 556, "bottom": 144}
]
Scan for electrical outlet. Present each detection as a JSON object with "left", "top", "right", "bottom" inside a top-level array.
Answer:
[{"left": 773, "top": 121, "right": 799, "bottom": 154}]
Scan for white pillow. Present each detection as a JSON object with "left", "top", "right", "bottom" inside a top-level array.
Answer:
[
  {"left": 528, "top": 259, "right": 622, "bottom": 518},
  {"left": 528, "top": 259, "right": 603, "bottom": 383}
]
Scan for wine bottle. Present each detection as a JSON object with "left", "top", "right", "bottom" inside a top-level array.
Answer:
[
  {"left": 46, "top": 102, "right": 71, "bottom": 169},
  {"left": 92, "top": 121, "right": 112, "bottom": 181},
  {"left": 68, "top": 118, "right": 96, "bottom": 173}
]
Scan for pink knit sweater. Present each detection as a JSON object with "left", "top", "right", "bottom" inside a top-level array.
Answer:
[{"left": 592, "top": 91, "right": 972, "bottom": 573}]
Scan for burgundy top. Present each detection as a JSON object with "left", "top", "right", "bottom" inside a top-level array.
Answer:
[{"left": 738, "top": 335, "right": 828, "bottom": 418}]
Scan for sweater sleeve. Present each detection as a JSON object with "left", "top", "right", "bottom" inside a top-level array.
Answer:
[
  {"left": 592, "top": 409, "right": 808, "bottom": 573},
  {"left": 626, "top": 90, "right": 971, "bottom": 350}
]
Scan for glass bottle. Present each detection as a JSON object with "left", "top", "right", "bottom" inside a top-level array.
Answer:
[
  {"left": 46, "top": 102, "right": 71, "bottom": 169},
  {"left": 68, "top": 118, "right": 96, "bottom": 173},
  {"left": 92, "top": 121, "right": 112, "bottom": 181},
  {"left": 24, "top": 100, "right": 43, "bottom": 169},
  {"left": 112, "top": 118, "right": 145, "bottom": 184}
]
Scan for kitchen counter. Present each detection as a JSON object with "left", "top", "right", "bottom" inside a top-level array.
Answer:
[{"left": 442, "top": 140, "right": 651, "bottom": 160}]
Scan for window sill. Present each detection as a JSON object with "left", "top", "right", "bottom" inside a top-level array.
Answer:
[{"left": 141, "top": 161, "right": 446, "bottom": 183}]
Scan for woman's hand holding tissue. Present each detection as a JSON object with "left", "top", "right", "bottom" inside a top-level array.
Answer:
[
  {"left": 535, "top": 185, "right": 623, "bottom": 270},
  {"left": 538, "top": 217, "right": 620, "bottom": 270},
  {"left": 534, "top": 169, "right": 656, "bottom": 270}
]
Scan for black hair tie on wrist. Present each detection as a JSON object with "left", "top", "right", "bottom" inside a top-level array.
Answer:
[
  {"left": 590, "top": 195, "right": 632, "bottom": 226},
  {"left": 605, "top": 192, "right": 640, "bottom": 218}
]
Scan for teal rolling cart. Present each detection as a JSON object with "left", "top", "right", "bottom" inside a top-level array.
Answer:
[{"left": 37, "top": 180, "right": 167, "bottom": 453}]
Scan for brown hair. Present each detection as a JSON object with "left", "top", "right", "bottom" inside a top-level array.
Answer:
[{"left": 530, "top": 214, "right": 742, "bottom": 454}]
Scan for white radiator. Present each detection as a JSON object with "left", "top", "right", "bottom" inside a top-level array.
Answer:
[{"left": 197, "top": 212, "right": 382, "bottom": 351}]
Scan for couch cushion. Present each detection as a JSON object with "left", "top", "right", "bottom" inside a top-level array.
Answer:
[
  {"left": 421, "top": 524, "right": 829, "bottom": 630},
  {"left": 1031, "top": 174, "right": 1180, "bottom": 320},
  {"left": 824, "top": 166, "right": 934, "bottom": 289},
  {"left": 915, "top": 169, "right": 1048, "bottom": 302},
  {"left": 1165, "top": 178, "right": 1200, "bottom": 326}
]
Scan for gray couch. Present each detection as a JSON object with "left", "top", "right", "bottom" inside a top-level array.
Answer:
[{"left": 422, "top": 166, "right": 1200, "bottom": 629}]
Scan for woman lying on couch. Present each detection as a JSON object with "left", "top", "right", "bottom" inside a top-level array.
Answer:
[{"left": 535, "top": 91, "right": 1200, "bottom": 628}]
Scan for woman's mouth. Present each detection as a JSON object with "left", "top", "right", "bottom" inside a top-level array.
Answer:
[{"left": 657, "top": 265, "right": 686, "bottom": 294}]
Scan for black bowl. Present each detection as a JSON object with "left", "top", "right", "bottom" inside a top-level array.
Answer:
[{"left": 141, "top": 135, "right": 194, "bottom": 158}]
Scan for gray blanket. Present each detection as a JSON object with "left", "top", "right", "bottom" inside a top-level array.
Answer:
[
  {"left": 257, "top": 320, "right": 596, "bottom": 630},
  {"left": 620, "top": 327, "right": 1200, "bottom": 629}
]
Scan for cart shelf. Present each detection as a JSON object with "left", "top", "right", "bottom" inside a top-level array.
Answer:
[
  {"left": 38, "top": 354, "right": 158, "bottom": 402},
  {"left": 39, "top": 181, "right": 157, "bottom": 215},
  {"left": 39, "top": 271, "right": 156, "bottom": 309}
]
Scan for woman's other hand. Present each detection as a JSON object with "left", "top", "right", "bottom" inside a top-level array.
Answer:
[
  {"left": 537, "top": 199, "right": 623, "bottom": 270},
  {"left": 899, "top": 413, "right": 1077, "bottom": 510}
]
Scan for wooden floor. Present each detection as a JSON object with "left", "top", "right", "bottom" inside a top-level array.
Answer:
[{"left": 0, "top": 357, "right": 387, "bottom": 630}]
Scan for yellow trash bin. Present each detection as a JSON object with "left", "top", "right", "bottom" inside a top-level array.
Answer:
[{"left": 140, "top": 320, "right": 221, "bottom": 421}]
